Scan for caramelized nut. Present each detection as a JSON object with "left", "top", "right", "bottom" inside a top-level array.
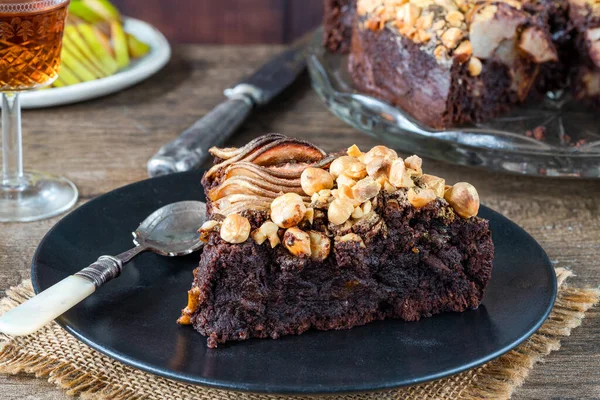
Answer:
[
  {"left": 329, "top": 156, "right": 356, "bottom": 178},
  {"left": 300, "top": 167, "right": 334, "bottom": 196},
  {"left": 251, "top": 221, "right": 281, "bottom": 247},
  {"left": 199, "top": 220, "right": 220, "bottom": 242},
  {"left": 415, "top": 13, "right": 433, "bottom": 30},
  {"left": 366, "top": 157, "right": 391, "bottom": 178},
  {"left": 352, "top": 177, "right": 382, "bottom": 203},
  {"left": 352, "top": 206, "right": 364, "bottom": 219},
  {"left": 220, "top": 214, "right": 251, "bottom": 244},
  {"left": 337, "top": 173, "right": 357, "bottom": 188},
  {"left": 328, "top": 197, "right": 355, "bottom": 225},
  {"left": 431, "top": 19, "right": 446, "bottom": 31},
  {"left": 445, "top": 10, "right": 464, "bottom": 27},
  {"left": 453, "top": 40, "right": 472, "bottom": 63},
  {"left": 363, "top": 145, "right": 398, "bottom": 164},
  {"left": 308, "top": 230, "right": 331, "bottom": 261},
  {"left": 271, "top": 193, "right": 307, "bottom": 228},
  {"left": 444, "top": 182, "right": 480, "bottom": 218},
  {"left": 388, "top": 159, "right": 406, "bottom": 187},
  {"left": 346, "top": 160, "right": 368, "bottom": 179},
  {"left": 407, "top": 188, "right": 437, "bottom": 208},
  {"left": 397, "top": 3, "right": 421, "bottom": 28},
  {"left": 468, "top": 56, "right": 482, "bottom": 76},
  {"left": 347, "top": 144, "right": 363, "bottom": 158},
  {"left": 404, "top": 155, "right": 423, "bottom": 172},
  {"left": 304, "top": 207, "right": 315, "bottom": 224},
  {"left": 362, "top": 200, "right": 373, "bottom": 214},
  {"left": 434, "top": 45, "right": 448, "bottom": 60},
  {"left": 418, "top": 174, "right": 446, "bottom": 197},
  {"left": 338, "top": 184, "right": 362, "bottom": 206},
  {"left": 441, "top": 27, "right": 464, "bottom": 49},
  {"left": 336, "top": 233, "right": 366, "bottom": 248},
  {"left": 283, "top": 227, "right": 311, "bottom": 257}
]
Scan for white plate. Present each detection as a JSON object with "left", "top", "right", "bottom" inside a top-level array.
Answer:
[{"left": 19, "top": 18, "right": 171, "bottom": 109}]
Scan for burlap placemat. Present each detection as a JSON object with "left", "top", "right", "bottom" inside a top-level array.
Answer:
[{"left": 0, "top": 268, "right": 597, "bottom": 400}]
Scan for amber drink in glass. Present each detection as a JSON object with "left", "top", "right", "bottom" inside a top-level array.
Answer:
[{"left": 0, "top": 0, "right": 77, "bottom": 222}]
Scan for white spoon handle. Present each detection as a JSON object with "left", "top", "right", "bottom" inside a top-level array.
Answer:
[
  {"left": 0, "top": 255, "right": 125, "bottom": 336},
  {"left": 0, "top": 275, "right": 96, "bottom": 336}
]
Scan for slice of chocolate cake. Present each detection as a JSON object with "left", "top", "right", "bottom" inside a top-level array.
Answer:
[
  {"left": 323, "top": 0, "right": 356, "bottom": 53},
  {"left": 179, "top": 134, "right": 494, "bottom": 348}
]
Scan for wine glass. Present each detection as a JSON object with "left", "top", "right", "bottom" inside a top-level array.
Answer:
[{"left": 0, "top": 0, "right": 77, "bottom": 222}]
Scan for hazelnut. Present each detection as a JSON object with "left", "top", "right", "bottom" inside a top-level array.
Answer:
[
  {"left": 362, "top": 145, "right": 398, "bottom": 165},
  {"left": 388, "top": 159, "right": 406, "bottom": 187},
  {"left": 300, "top": 167, "right": 334, "bottom": 196},
  {"left": 220, "top": 214, "right": 251, "bottom": 244},
  {"left": 468, "top": 57, "right": 482, "bottom": 77},
  {"left": 336, "top": 173, "right": 357, "bottom": 188},
  {"left": 271, "top": 193, "right": 307, "bottom": 228},
  {"left": 283, "top": 227, "right": 311, "bottom": 257},
  {"left": 431, "top": 19, "right": 446, "bottom": 32},
  {"left": 251, "top": 221, "right": 280, "bottom": 248},
  {"left": 338, "top": 184, "right": 362, "bottom": 206},
  {"left": 415, "top": 13, "right": 434, "bottom": 30},
  {"left": 336, "top": 233, "right": 366, "bottom": 248},
  {"left": 404, "top": 155, "right": 423, "bottom": 172},
  {"left": 397, "top": 3, "right": 421, "bottom": 28},
  {"left": 308, "top": 230, "right": 331, "bottom": 261},
  {"left": 444, "top": 182, "right": 480, "bottom": 218},
  {"left": 384, "top": 179, "right": 397, "bottom": 193},
  {"left": 434, "top": 45, "right": 448, "bottom": 60},
  {"left": 407, "top": 188, "right": 437, "bottom": 208},
  {"left": 362, "top": 200, "right": 373, "bottom": 214},
  {"left": 352, "top": 206, "right": 364, "bottom": 219},
  {"left": 329, "top": 156, "right": 356, "bottom": 178},
  {"left": 328, "top": 197, "right": 355, "bottom": 225},
  {"left": 453, "top": 40, "right": 472, "bottom": 63},
  {"left": 445, "top": 10, "right": 464, "bottom": 27},
  {"left": 441, "top": 27, "right": 464, "bottom": 49},
  {"left": 199, "top": 220, "right": 220, "bottom": 242},
  {"left": 346, "top": 160, "right": 368, "bottom": 179},
  {"left": 347, "top": 144, "right": 363, "bottom": 158},
  {"left": 417, "top": 174, "right": 446, "bottom": 197},
  {"left": 304, "top": 207, "right": 315, "bottom": 224},
  {"left": 366, "top": 157, "right": 392, "bottom": 178},
  {"left": 352, "top": 177, "right": 382, "bottom": 203},
  {"left": 416, "top": 29, "right": 432, "bottom": 43}
]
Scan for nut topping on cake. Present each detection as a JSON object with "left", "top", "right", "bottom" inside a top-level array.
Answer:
[
  {"left": 308, "top": 230, "right": 331, "bottom": 261},
  {"left": 301, "top": 167, "right": 334, "bottom": 195},
  {"left": 444, "top": 182, "right": 480, "bottom": 218},
  {"left": 271, "top": 193, "right": 307, "bottom": 228},
  {"left": 283, "top": 227, "right": 311, "bottom": 257},
  {"left": 220, "top": 214, "right": 251, "bottom": 244}
]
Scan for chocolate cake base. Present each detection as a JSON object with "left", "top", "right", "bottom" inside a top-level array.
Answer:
[
  {"left": 188, "top": 189, "right": 494, "bottom": 348},
  {"left": 323, "top": 0, "right": 355, "bottom": 53}
]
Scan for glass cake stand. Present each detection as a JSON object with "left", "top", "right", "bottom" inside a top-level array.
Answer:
[{"left": 307, "top": 29, "right": 600, "bottom": 178}]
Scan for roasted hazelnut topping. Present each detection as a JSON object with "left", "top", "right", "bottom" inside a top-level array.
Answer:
[
  {"left": 362, "top": 145, "right": 398, "bottom": 165},
  {"left": 199, "top": 220, "right": 220, "bottom": 242},
  {"left": 444, "top": 182, "right": 480, "bottom": 218},
  {"left": 453, "top": 40, "right": 472, "bottom": 63},
  {"left": 388, "top": 159, "right": 406, "bottom": 187},
  {"left": 328, "top": 197, "right": 355, "bottom": 225},
  {"left": 336, "top": 233, "right": 366, "bottom": 248},
  {"left": 177, "top": 287, "right": 201, "bottom": 325},
  {"left": 366, "top": 157, "right": 391, "bottom": 178},
  {"left": 308, "top": 230, "right": 331, "bottom": 261},
  {"left": 329, "top": 156, "right": 356, "bottom": 178},
  {"left": 336, "top": 173, "right": 357, "bottom": 188},
  {"left": 347, "top": 144, "right": 363, "bottom": 158},
  {"left": 301, "top": 167, "right": 334, "bottom": 196},
  {"left": 404, "top": 155, "right": 423, "bottom": 173},
  {"left": 271, "top": 193, "right": 307, "bottom": 228},
  {"left": 468, "top": 56, "right": 482, "bottom": 76},
  {"left": 251, "top": 221, "right": 281, "bottom": 248},
  {"left": 407, "top": 188, "right": 437, "bottom": 208},
  {"left": 311, "top": 189, "right": 333, "bottom": 209},
  {"left": 417, "top": 174, "right": 446, "bottom": 197},
  {"left": 338, "top": 184, "right": 362, "bottom": 206},
  {"left": 283, "top": 227, "right": 311, "bottom": 257},
  {"left": 220, "top": 214, "right": 251, "bottom": 244},
  {"left": 352, "top": 177, "right": 382, "bottom": 203},
  {"left": 304, "top": 207, "right": 315, "bottom": 224},
  {"left": 352, "top": 205, "right": 365, "bottom": 219},
  {"left": 346, "top": 159, "right": 368, "bottom": 179}
]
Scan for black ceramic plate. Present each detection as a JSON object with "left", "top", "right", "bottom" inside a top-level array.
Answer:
[{"left": 31, "top": 171, "right": 557, "bottom": 395}]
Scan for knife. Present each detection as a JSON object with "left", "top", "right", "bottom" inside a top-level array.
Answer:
[{"left": 147, "top": 34, "right": 311, "bottom": 177}]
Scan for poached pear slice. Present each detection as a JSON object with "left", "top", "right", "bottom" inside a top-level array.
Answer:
[
  {"left": 62, "top": 34, "right": 107, "bottom": 78},
  {"left": 126, "top": 33, "right": 151, "bottom": 58},
  {"left": 58, "top": 65, "right": 82, "bottom": 86},
  {"left": 61, "top": 47, "right": 98, "bottom": 82},
  {"left": 68, "top": 1, "right": 104, "bottom": 24},
  {"left": 110, "top": 20, "right": 130, "bottom": 69},
  {"left": 65, "top": 24, "right": 113, "bottom": 77},
  {"left": 82, "top": 0, "right": 120, "bottom": 21},
  {"left": 77, "top": 23, "right": 119, "bottom": 75}
]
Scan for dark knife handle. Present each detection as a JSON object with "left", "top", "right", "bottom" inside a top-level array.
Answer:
[{"left": 147, "top": 93, "right": 253, "bottom": 177}]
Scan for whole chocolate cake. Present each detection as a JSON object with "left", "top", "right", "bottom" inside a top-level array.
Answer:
[
  {"left": 179, "top": 134, "right": 494, "bottom": 348},
  {"left": 323, "top": 0, "right": 600, "bottom": 128}
]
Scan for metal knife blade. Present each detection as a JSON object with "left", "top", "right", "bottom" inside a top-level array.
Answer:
[{"left": 147, "top": 33, "right": 312, "bottom": 178}]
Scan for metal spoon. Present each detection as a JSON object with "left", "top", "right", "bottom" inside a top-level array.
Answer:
[{"left": 0, "top": 200, "right": 207, "bottom": 336}]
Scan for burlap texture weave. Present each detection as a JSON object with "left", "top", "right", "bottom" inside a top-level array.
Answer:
[{"left": 0, "top": 268, "right": 597, "bottom": 400}]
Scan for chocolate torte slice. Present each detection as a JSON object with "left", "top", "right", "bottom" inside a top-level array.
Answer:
[
  {"left": 179, "top": 134, "right": 494, "bottom": 348},
  {"left": 323, "top": 0, "right": 356, "bottom": 53}
]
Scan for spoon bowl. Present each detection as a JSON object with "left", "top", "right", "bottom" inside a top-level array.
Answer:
[{"left": 134, "top": 200, "right": 207, "bottom": 256}]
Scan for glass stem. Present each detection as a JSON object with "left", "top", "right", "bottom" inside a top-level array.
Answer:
[{"left": 2, "top": 92, "right": 24, "bottom": 188}]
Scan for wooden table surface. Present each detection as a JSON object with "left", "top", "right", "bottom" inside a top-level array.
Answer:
[{"left": 0, "top": 45, "right": 598, "bottom": 400}]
